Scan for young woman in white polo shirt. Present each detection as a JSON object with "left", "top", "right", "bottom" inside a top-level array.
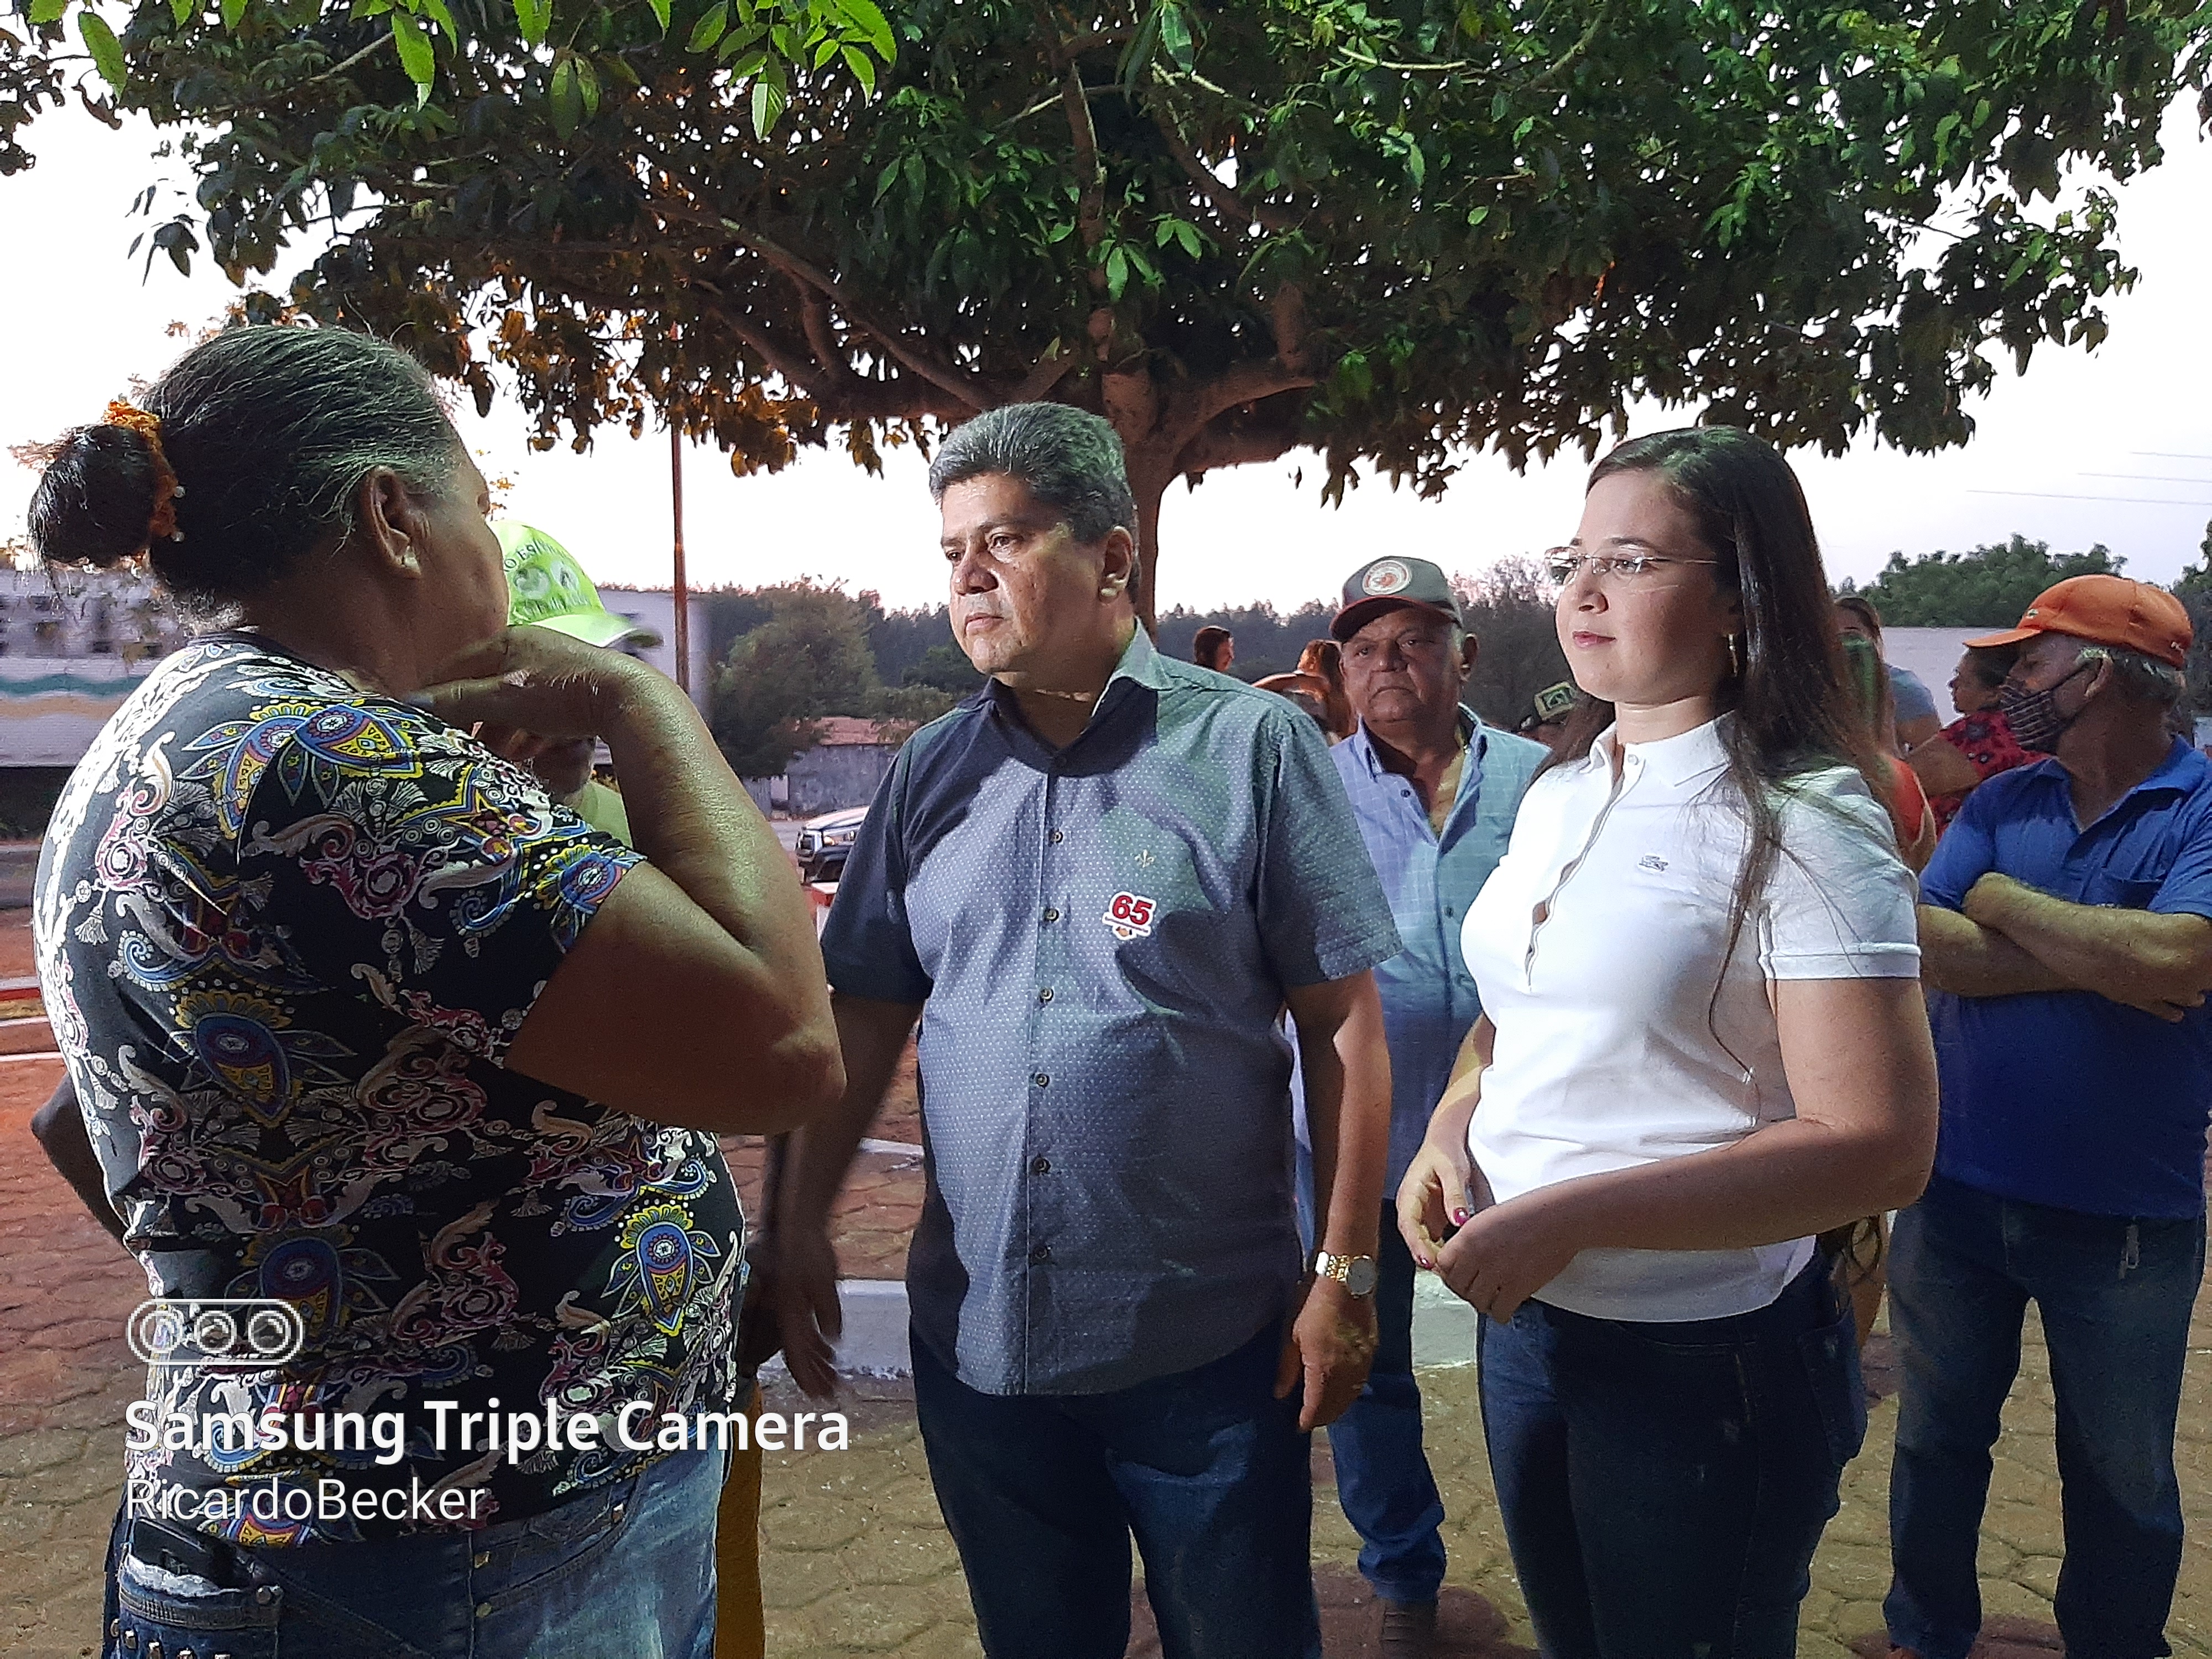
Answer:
[{"left": 1397, "top": 427, "right": 1939, "bottom": 1658}]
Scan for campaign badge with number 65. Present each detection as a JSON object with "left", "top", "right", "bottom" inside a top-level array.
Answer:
[{"left": 1102, "top": 891, "right": 1156, "bottom": 941}]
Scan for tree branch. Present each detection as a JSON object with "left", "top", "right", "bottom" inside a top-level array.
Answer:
[
  {"left": 1013, "top": 341, "right": 1079, "bottom": 402},
  {"left": 1150, "top": 105, "right": 1294, "bottom": 232},
  {"left": 1526, "top": 0, "right": 1616, "bottom": 91},
  {"left": 798, "top": 286, "right": 862, "bottom": 395},
  {"left": 717, "top": 218, "right": 994, "bottom": 411},
  {"left": 1061, "top": 59, "right": 1108, "bottom": 261},
  {"left": 1196, "top": 357, "right": 1318, "bottom": 425}
]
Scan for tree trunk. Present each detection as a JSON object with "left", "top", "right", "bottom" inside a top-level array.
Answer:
[{"left": 1130, "top": 469, "right": 1166, "bottom": 636}]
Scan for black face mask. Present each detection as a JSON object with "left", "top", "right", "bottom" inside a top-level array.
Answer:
[{"left": 1997, "top": 660, "right": 2095, "bottom": 752}]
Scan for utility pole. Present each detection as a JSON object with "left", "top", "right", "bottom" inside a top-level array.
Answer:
[{"left": 670, "top": 423, "right": 690, "bottom": 696}]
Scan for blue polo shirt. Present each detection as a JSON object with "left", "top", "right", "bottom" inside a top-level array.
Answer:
[
  {"left": 822, "top": 626, "right": 1401, "bottom": 1395},
  {"left": 1921, "top": 737, "right": 2212, "bottom": 1219},
  {"left": 1299, "top": 713, "right": 1547, "bottom": 1190}
]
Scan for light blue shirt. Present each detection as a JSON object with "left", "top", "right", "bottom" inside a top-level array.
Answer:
[
  {"left": 822, "top": 627, "right": 1401, "bottom": 1395},
  {"left": 1298, "top": 712, "right": 1548, "bottom": 1190}
]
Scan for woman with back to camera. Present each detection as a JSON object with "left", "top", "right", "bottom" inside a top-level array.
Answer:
[
  {"left": 29, "top": 326, "right": 841, "bottom": 1659},
  {"left": 1397, "top": 427, "right": 1939, "bottom": 1658}
]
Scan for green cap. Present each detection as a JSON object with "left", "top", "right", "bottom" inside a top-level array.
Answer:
[{"left": 497, "top": 521, "right": 658, "bottom": 649}]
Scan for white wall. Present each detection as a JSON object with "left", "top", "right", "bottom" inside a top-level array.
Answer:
[
  {"left": 597, "top": 590, "right": 714, "bottom": 716},
  {"left": 1883, "top": 628, "right": 1986, "bottom": 714}
]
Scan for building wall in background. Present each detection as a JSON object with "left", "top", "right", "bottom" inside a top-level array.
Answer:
[{"left": 597, "top": 588, "right": 714, "bottom": 716}]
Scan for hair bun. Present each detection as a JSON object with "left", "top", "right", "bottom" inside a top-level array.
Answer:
[{"left": 26, "top": 424, "right": 167, "bottom": 571}]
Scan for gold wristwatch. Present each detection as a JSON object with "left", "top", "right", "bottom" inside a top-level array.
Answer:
[{"left": 1311, "top": 1250, "right": 1379, "bottom": 1297}]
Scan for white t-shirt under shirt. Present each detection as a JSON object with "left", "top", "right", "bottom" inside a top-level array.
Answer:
[{"left": 1460, "top": 716, "right": 1921, "bottom": 1322}]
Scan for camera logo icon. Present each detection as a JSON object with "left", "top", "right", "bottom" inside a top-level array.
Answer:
[{"left": 128, "top": 1299, "right": 304, "bottom": 1369}]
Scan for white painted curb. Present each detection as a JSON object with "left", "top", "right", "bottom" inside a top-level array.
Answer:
[{"left": 764, "top": 1274, "right": 1481, "bottom": 1383}]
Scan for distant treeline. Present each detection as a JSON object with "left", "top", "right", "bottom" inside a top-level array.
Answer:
[{"left": 661, "top": 559, "right": 1573, "bottom": 759}]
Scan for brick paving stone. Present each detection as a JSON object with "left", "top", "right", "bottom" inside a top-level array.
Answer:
[{"left": 9, "top": 926, "right": 2212, "bottom": 1659}]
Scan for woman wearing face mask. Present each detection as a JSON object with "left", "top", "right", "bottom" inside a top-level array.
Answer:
[
  {"left": 1906, "top": 644, "right": 2031, "bottom": 836},
  {"left": 1396, "top": 427, "right": 1939, "bottom": 1658}
]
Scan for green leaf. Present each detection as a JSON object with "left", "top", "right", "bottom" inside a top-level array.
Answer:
[
  {"left": 574, "top": 53, "right": 600, "bottom": 117},
  {"left": 686, "top": 1, "right": 727, "bottom": 51},
  {"left": 416, "top": 0, "right": 456, "bottom": 38},
  {"left": 221, "top": 0, "right": 247, "bottom": 29},
  {"left": 645, "top": 0, "right": 670, "bottom": 28},
  {"left": 390, "top": 10, "right": 434, "bottom": 102},
  {"left": 512, "top": 0, "right": 550, "bottom": 49},
  {"left": 1156, "top": 0, "right": 1193, "bottom": 71},
  {"left": 77, "top": 11, "right": 126, "bottom": 90},
  {"left": 169, "top": 0, "right": 194, "bottom": 23},
  {"left": 28, "top": 0, "right": 67, "bottom": 26},
  {"left": 550, "top": 53, "right": 582, "bottom": 135},
  {"left": 750, "top": 72, "right": 785, "bottom": 137},
  {"left": 1104, "top": 243, "right": 1129, "bottom": 299},
  {"left": 841, "top": 43, "right": 876, "bottom": 98},
  {"left": 839, "top": 0, "right": 892, "bottom": 59}
]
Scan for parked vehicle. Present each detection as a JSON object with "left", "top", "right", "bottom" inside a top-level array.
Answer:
[{"left": 792, "top": 805, "right": 867, "bottom": 884}]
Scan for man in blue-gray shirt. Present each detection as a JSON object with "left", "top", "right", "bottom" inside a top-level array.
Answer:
[
  {"left": 770, "top": 404, "right": 1401, "bottom": 1659},
  {"left": 1303, "top": 555, "right": 1547, "bottom": 1656},
  {"left": 1888, "top": 576, "right": 2212, "bottom": 1659}
]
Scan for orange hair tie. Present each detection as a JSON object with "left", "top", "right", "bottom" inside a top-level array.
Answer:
[{"left": 102, "top": 398, "right": 184, "bottom": 547}]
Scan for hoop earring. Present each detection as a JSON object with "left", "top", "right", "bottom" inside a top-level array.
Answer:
[{"left": 1725, "top": 633, "right": 1742, "bottom": 677}]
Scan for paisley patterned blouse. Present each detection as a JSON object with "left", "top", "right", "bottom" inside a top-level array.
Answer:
[{"left": 34, "top": 634, "right": 743, "bottom": 1544}]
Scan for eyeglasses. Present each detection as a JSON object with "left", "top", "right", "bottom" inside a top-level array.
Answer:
[{"left": 1543, "top": 546, "right": 1721, "bottom": 585}]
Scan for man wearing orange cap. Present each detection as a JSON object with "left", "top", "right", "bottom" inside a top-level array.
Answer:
[{"left": 1885, "top": 575, "right": 2212, "bottom": 1659}]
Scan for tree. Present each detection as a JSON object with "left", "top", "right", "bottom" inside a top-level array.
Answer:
[
  {"left": 1454, "top": 557, "right": 1567, "bottom": 731},
  {"left": 11, "top": 3, "right": 2209, "bottom": 618},
  {"left": 709, "top": 579, "right": 955, "bottom": 773},
  {"left": 1847, "top": 534, "right": 2123, "bottom": 627}
]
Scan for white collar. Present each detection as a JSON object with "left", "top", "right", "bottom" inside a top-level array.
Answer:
[{"left": 1583, "top": 716, "right": 1733, "bottom": 791}]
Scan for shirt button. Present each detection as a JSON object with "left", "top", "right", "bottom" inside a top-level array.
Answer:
[
  {"left": 1042, "top": 907, "right": 1060, "bottom": 924},
  {"left": 1033, "top": 1072, "right": 1050, "bottom": 1088},
  {"left": 476, "top": 1602, "right": 494, "bottom": 1620},
  {"left": 1030, "top": 1244, "right": 1052, "bottom": 1264},
  {"left": 1038, "top": 988, "right": 1053, "bottom": 1003},
  {"left": 1049, "top": 829, "right": 1064, "bottom": 843},
  {"left": 1031, "top": 1156, "right": 1051, "bottom": 1175},
  {"left": 473, "top": 1552, "right": 490, "bottom": 1568}
]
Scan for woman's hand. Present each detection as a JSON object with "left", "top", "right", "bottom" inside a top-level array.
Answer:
[
  {"left": 415, "top": 627, "right": 657, "bottom": 742},
  {"left": 1431, "top": 1187, "right": 1582, "bottom": 1325},
  {"left": 1396, "top": 1136, "right": 1478, "bottom": 1271}
]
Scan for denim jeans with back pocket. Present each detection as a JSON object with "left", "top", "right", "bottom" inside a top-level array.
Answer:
[{"left": 101, "top": 1448, "right": 724, "bottom": 1659}]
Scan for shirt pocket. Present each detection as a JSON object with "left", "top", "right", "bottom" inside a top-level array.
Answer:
[{"left": 2084, "top": 874, "right": 2164, "bottom": 911}]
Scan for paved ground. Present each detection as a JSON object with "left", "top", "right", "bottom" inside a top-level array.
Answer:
[{"left": 9, "top": 903, "right": 2212, "bottom": 1657}]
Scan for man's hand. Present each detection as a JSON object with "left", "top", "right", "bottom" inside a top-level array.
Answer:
[
  {"left": 768, "top": 1222, "right": 844, "bottom": 1399},
  {"left": 1959, "top": 873, "right": 2208, "bottom": 1022},
  {"left": 1432, "top": 1188, "right": 1581, "bottom": 1326},
  {"left": 1274, "top": 1276, "right": 1378, "bottom": 1432},
  {"left": 1960, "top": 871, "right": 2028, "bottom": 928}
]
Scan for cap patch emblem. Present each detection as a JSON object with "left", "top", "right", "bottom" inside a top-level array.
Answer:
[
  {"left": 1363, "top": 560, "right": 1412, "bottom": 596},
  {"left": 1102, "top": 891, "right": 1156, "bottom": 940}
]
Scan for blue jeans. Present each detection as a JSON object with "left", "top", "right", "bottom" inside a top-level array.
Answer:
[
  {"left": 911, "top": 1318, "right": 1321, "bottom": 1659},
  {"left": 1295, "top": 1181, "right": 1447, "bottom": 1603},
  {"left": 1479, "top": 1259, "right": 1864, "bottom": 1659},
  {"left": 101, "top": 1449, "right": 724, "bottom": 1658},
  {"left": 1885, "top": 1175, "right": 2205, "bottom": 1659}
]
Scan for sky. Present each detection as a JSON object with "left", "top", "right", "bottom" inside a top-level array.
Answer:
[{"left": 4, "top": 95, "right": 2211, "bottom": 615}]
